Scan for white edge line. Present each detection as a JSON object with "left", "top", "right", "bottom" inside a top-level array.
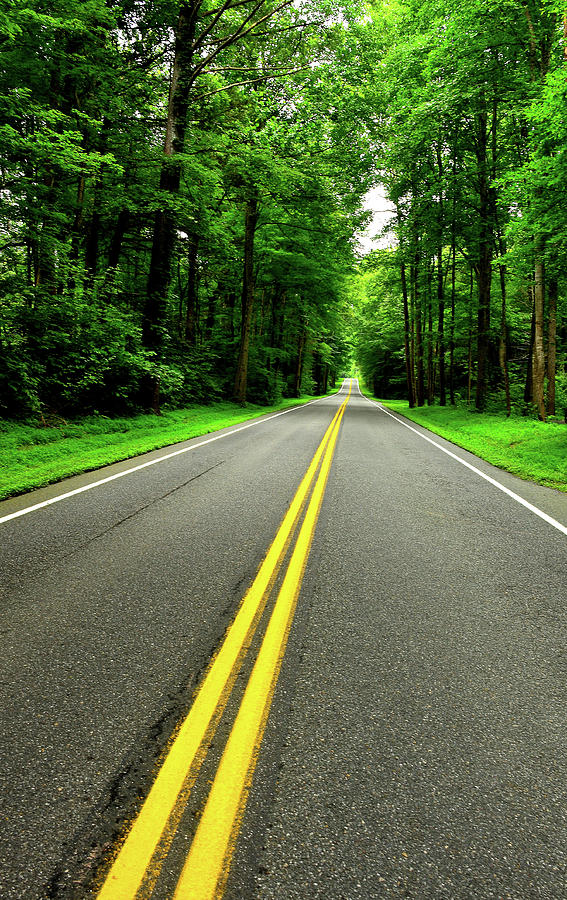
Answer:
[
  {"left": 356, "top": 385, "right": 567, "bottom": 539},
  {"left": 0, "top": 393, "right": 339, "bottom": 526}
]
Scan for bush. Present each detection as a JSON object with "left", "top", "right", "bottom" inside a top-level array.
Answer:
[
  {"left": 0, "top": 346, "right": 41, "bottom": 417},
  {"left": 11, "top": 297, "right": 150, "bottom": 416}
]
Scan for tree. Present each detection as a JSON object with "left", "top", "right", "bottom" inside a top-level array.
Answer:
[{"left": 360, "top": 0, "right": 567, "bottom": 419}]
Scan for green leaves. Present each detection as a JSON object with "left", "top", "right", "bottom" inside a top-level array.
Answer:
[{"left": 0, "top": 0, "right": 384, "bottom": 415}]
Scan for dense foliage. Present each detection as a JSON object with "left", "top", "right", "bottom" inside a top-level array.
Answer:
[
  {"left": 355, "top": 0, "right": 567, "bottom": 421},
  {"left": 3, "top": 0, "right": 566, "bottom": 424},
  {"left": 0, "top": 0, "right": 378, "bottom": 417}
]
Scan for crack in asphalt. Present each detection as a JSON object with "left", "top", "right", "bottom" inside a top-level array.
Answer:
[
  {"left": 2, "top": 461, "right": 225, "bottom": 586},
  {"left": 59, "top": 459, "right": 226, "bottom": 560}
]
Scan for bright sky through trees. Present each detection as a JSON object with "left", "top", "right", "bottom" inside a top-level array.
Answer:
[{"left": 358, "top": 186, "right": 396, "bottom": 253}]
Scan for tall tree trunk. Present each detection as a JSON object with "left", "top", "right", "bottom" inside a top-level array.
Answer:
[
  {"left": 143, "top": 4, "right": 197, "bottom": 348},
  {"left": 524, "top": 290, "right": 535, "bottom": 406},
  {"left": 498, "top": 260, "right": 511, "bottom": 417},
  {"left": 437, "top": 247, "right": 446, "bottom": 406},
  {"left": 467, "top": 270, "right": 474, "bottom": 404},
  {"left": 233, "top": 196, "right": 259, "bottom": 404},
  {"left": 532, "top": 245, "right": 546, "bottom": 420},
  {"left": 523, "top": 2, "right": 555, "bottom": 419},
  {"left": 144, "top": 207, "right": 176, "bottom": 347},
  {"left": 107, "top": 209, "right": 130, "bottom": 271},
  {"left": 272, "top": 289, "right": 286, "bottom": 385},
  {"left": 474, "top": 103, "right": 493, "bottom": 412},
  {"left": 67, "top": 174, "right": 86, "bottom": 295},
  {"left": 312, "top": 347, "right": 322, "bottom": 394},
  {"left": 436, "top": 140, "right": 446, "bottom": 406},
  {"left": 26, "top": 238, "right": 35, "bottom": 288},
  {"left": 205, "top": 287, "right": 217, "bottom": 341},
  {"left": 258, "top": 288, "right": 265, "bottom": 338},
  {"left": 184, "top": 233, "right": 199, "bottom": 346},
  {"left": 495, "top": 228, "right": 511, "bottom": 417},
  {"left": 294, "top": 329, "right": 306, "bottom": 397},
  {"left": 427, "top": 268, "right": 434, "bottom": 405},
  {"left": 400, "top": 259, "right": 416, "bottom": 407},
  {"left": 413, "top": 254, "right": 425, "bottom": 407},
  {"left": 227, "top": 291, "right": 236, "bottom": 342},
  {"left": 547, "top": 275, "right": 557, "bottom": 415},
  {"left": 475, "top": 249, "right": 492, "bottom": 411},
  {"left": 449, "top": 208, "right": 456, "bottom": 406}
]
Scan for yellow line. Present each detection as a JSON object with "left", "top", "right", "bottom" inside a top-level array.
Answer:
[
  {"left": 96, "top": 399, "right": 346, "bottom": 900},
  {"left": 173, "top": 388, "right": 350, "bottom": 900}
]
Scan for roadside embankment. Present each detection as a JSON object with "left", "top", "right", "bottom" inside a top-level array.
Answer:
[{"left": 0, "top": 394, "right": 330, "bottom": 500}]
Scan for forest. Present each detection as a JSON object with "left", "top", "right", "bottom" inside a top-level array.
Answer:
[
  {"left": 1, "top": 0, "right": 566, "bottom": 422},
  {"left": 356, "top": 0, "right": 567, "bottom": 422}
]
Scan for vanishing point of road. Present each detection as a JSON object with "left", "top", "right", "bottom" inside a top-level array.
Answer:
[{"left": 1, "top": 380, "right": 567, "bottom": 899}]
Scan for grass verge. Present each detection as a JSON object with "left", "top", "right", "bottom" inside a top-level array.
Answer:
[
  {"left": 358, "top": 386, "right": 567, "bottom": 493},
  {"left": 0, "top": 394, "right": 331, "bottom": 501}
]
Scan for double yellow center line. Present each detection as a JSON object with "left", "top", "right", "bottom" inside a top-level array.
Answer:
[{"left": 97, "top": 385, "right": 351, "bottom": 900}]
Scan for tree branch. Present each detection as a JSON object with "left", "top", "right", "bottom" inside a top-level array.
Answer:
[
  {"left": 207, "top": 64, "right": 301, "bottom": 72},
  {"left": 249, "top": 20, "right": 323, "bottom": 36},
  {"left": 194, "top": 66, "right": 309, "bottom": 98},
  {"left": 201, "top": 0, "right": 258, "bottom": 17},
  {"left": 192, "top": 0, "right": 266, "bottom": 55},
  {"left": 189, "top": 0, "right": 293, "bottom": 85}
]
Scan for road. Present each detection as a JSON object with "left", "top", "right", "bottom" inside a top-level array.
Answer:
[{"left": 1, "top": 380, "right": 567, "bottom": 899}]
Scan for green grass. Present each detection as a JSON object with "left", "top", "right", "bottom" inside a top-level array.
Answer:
[
  {"left": 6, "top": 383, "right": 565, "bottom": 501},
  {"left": 0, "top": 394, "right": 330, "bottom": 501},
  {"left": 362, "top": 390, "right": 567, "bottom": 492}
]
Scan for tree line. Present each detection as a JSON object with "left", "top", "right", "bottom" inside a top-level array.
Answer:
[
  {"left": 356, "top": 0, "right": 567, "bottom": 421},
  {"left": 0, "top": 0, "right": 379, "bottom": 418}
]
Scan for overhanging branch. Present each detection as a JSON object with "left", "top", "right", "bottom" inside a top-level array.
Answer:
[{"left": 194, "top": 66, "right": 309, "bottom": 98}]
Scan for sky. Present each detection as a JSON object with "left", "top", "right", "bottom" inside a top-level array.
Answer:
[{"left": 358, "top": 185, "right": 396, "bottom": 254}]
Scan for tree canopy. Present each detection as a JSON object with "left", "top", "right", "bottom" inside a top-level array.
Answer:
[
  {"left": 1, "top": 0, "right": 566, "bottom": 421},
  {"left": 355, "top": 0, "right": 567, "bottom": 421},
  {"left": 0, "top": 0, "right": 378, "bottom": 416}
]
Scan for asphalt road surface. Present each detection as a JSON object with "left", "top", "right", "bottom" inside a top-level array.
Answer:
[{"left": 2, "top": 380, "right": 567, "bottom": 899}]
